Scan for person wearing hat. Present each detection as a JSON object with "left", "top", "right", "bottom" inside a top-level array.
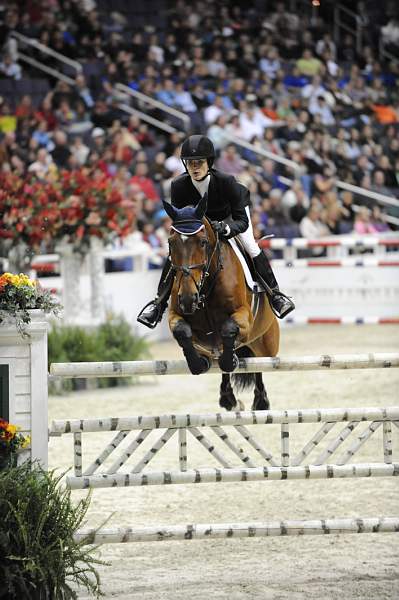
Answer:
[{"left": 137, "top": 135, "right": 294, "bottom": 328}]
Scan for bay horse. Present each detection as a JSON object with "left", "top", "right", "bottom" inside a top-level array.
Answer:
[{"left": 163, "top": 195, "right": 279, "bottom": 411}]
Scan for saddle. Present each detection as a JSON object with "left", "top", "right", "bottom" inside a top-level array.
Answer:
[{"left": 227, "top": 238, "right": 265, "bottom": 294}]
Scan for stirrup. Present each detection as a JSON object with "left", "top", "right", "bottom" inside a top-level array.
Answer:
[
  {"left": 137, "top": 301, "right": 163, "bottom": 329},
  {"left": 270, "top": 291, "right": 295, "bottom": 320}
]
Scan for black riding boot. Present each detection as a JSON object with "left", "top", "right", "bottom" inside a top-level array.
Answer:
[
  {"left": 253, "top": 252, "right": 295, "bottom": 319},
  {"left": 137, "top": 259, "right": 174, "bottom": 329}
]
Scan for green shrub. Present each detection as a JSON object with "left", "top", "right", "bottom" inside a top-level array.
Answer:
[
  {"left": 0, "top": 462, "right": 105, "bottom": 599},
  {"left": 95, "top": 316, "right": 149, "bottom": 387},
  {"left": 48, "top": 314, "right": 149, "bottom": 392}
]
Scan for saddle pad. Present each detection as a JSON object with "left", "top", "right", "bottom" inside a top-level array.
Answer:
[{"left": 227, "top": 238, "right": 265, "bottom": 293}]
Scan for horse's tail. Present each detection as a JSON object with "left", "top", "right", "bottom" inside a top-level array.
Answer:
[{"left": 231, "top": 346, "right": 255, "bottom": 390}]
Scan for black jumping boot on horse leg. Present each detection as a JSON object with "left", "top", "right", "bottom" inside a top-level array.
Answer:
[
  {"left": 137, "top": 259, "right": 175, "bottom": 329},
  {"left": 252, "top": 252, "right": 295, "bottom": 319}
]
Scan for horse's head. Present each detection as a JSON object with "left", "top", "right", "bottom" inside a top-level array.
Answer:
[{"left": 163, "top": 194, "right": 215, "bottom": 315}]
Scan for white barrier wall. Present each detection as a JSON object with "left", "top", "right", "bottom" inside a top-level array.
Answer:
[
  {"left": 0, "top": 312, "right": 48, "bottom": 468},
  {"left": 39, "top": 263, "right": 399, "bottom": 339},
  {"left": 278, "top": 265, "right": 399, "bottom": 320}
]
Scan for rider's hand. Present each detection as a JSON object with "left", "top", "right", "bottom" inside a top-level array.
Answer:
[{"left": 211, "top": 220, "right": 230, "bottom": 238}]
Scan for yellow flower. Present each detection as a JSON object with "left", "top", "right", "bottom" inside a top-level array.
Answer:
[
  {"left": 6, "top": 423, "right": 17, "bottom": 436},
  {"left": 1, "top": 272, "right": 36, "bottom": 287},
  {"left": 21, "top": 435, "right": 31, "bottom": 449}
]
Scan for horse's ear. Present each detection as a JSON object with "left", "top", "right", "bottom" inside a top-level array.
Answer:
[
  {"left": 162, "top": 200, "right": 177, "bottom": 221},
  {"left": 195, "top": 193, "right": 208, "bottom": 219}
]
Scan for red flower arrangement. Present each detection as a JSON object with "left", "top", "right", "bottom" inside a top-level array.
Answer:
[
  {"left": 0, "top": 173, "right": 62, "bottom": 249},
  {"left": 0, "top": 169, "right": 135, "bottom": 254}
]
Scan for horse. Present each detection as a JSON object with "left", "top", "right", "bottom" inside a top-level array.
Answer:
[{"left": 163, "top": 195, "right": 279, "bottom": 411}]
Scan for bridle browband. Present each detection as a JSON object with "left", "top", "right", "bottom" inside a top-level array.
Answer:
[{"left": 169, "top": 218, "right": 223, "bottom": 308}]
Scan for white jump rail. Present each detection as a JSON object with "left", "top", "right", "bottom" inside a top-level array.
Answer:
[
  {"left": 74, "top": 517, "right": 399, "bottom": 544},
  {"left": 50, "top": 404, "right": 399, "bottom": 544},
  {"left": 48, "top": 406, "right": 399, "bottom": 490},
  {"left": 49, "top": 352, "right": 399, "bottom": 379},
  {"left": 260, "top": 236, "right": 399, "bottom": 251},
  {"left": 285, "top": 317, "right": 399, "bottom": 325},
  {"left": 271, "top": 258, "right": 399, "bottom": 268}
]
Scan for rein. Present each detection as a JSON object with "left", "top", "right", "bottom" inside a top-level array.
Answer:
[{"left": 170, "top": 219, "right": 223, "bottom": 308}]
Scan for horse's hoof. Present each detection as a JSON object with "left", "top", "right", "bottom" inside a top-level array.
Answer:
[
  {"left": 218, "top": 353, "right": 239, "bottom": 373},
  {"left": 188, "top": 355, "right": 211, "bottom": 375},
  {"left": 252, "top": 394, "right": 270, "bottom": 411},
  {"left": 219, "top": 394, "right": 237, "bottom": 411}
]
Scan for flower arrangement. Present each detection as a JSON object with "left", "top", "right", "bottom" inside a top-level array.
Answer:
[
  {"left": 0, "top": 172, "right": 62, "bottom": 250},
  {"left": 0, "top": 169, "right": 135, "bottom": 255},
  {"left": 0, "top": 418, "right": 30, "bottom": 469},
  {"left": 57, "top": 169, "right": 135, "bottom": 253},
  {"left": 0, "top": 272, "right": 61, "bottom": 335}
]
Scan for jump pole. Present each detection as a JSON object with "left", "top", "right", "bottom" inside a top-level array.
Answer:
[
  {"left": 50, "top": 352, "right": 399, "bottom": 379},
  {"left": 74, "top": 517, "right": 399, "bottom": 544}
]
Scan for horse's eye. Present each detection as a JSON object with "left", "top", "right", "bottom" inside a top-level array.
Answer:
[{"left": 200, "top": 239, "right": 208, "bottom": 247}]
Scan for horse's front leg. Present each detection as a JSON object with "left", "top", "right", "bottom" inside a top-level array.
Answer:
[
  {"left": 218, "top": 318, "right": 239, "bottom": 372},
  {"left": 171, "top": 318, "right": 211, "bottom": 375},
  {"left": 218, "top": 307, "right": 252, "bottom": 373}
]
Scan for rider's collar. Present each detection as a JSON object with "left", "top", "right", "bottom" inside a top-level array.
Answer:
[{"left": 191, "top": 173, "right": 210, "bottom": 196}]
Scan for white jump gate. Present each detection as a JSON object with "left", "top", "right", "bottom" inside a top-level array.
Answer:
[{"left": 48, "top": 354, "right": 399, "bottom": 544}]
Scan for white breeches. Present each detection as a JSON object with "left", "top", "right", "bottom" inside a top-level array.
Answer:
[{"left": 236, "top": 207, "right": 261, "bottom": 258}]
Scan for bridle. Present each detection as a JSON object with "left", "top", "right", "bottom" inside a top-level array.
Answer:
[{"left": 169, "top": 219, "right": 223, "bottom": 309}]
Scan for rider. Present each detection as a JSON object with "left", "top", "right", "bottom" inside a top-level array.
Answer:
[{"left": 137, "top": 135, "right": 295, "bottom": 328}]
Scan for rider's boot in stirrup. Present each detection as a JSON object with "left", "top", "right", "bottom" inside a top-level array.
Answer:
[
  {"left": 252, "top": 252, "right": 295, "bottom": 319},
  {"left": 137, "top": 260, "right": 174, "bottom": 329}
]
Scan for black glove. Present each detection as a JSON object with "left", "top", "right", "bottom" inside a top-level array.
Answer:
[{"left": 211, "top": 220, "right": 230, "bottom": 238}]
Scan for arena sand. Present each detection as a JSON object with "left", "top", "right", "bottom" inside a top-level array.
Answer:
[{"left": 48, "top": 325, "right": 399, "bottom": 599}]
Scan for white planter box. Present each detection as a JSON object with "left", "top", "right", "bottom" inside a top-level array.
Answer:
[{"left": 0, "top": 310, "right": 48, "bottom": 468}]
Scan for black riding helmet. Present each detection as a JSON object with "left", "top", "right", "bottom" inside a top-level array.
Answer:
[{"left": 180, "top": 135, "right": 215, "bottom": 170}]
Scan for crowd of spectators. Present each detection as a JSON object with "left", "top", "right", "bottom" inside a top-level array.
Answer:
[{"left": 0, "top": 0, "right": 398, "bottom": 266}]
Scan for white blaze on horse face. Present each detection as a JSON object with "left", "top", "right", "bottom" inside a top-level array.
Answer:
[{"left": 180, "top": 234, "right": 189, "bottom": 243}]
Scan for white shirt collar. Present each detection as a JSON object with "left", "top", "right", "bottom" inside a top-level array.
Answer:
[{"left": 191, "top": 174, "right": 210, "bottom": 197}]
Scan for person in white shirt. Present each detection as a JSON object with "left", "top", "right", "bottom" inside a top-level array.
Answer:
[
  {"left": 299, "top": 205, "right": 329, "bottom": 239},
  {"left": 239, "top": 101, "right": 274, "bottom": 141},
  {"left": 204, "top": 96, "right": 224, "bottom": 125}
]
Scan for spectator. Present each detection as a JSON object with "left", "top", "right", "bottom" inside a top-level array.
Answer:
[
  {"left": 353, "top": 207, "right": 379, "bottom": 234},
  {"left": 0, "top": 53, "right": 21, "bottom": 79},
  {"left": 28, "top": 147, "right": 55, "bottom": 178},
  {"left": 51, "top": 130, "right": 71, "bottom": 169},
  {"left": 215, "top": 144, "right": 245, "bottom": 177},
  {"left": 296, "top": 49, "right": 323, "bottom": 77},
  {"left": 309, "top": 95, "right": 335, "bottom": 126},
  {"left": 15, "top": 95, "right": 34, "bottom": 120},
  {"left": 267, "top": 189, "right": 288, "bottom": 226},
  {"left": 289, "top": 192, "right": 308, "bottom": 224},
  {"left": 165, "top": 145, "right": 185, "bottom": 176},
  {"left": 299, "top": 204, "right": 330, "bottom": 238},
  {"left": 239, "top": 100, "right": 273, "bottom": 141},
  {"left": 0, "top": 100, "right": 17, "bottom": 133},
  {"left": 339, "top": 191, "right": 356, "bottom": 232},
  {"left": 130, "top": 162, "right": 160, "bottom": 202},
  {"left": 70, "top": 136, "right": 90, "bottom": 166},
  {"left": 371, "top": 170, "right": 391, "bottom": 196},
  {"left": 282, "top": 180, "right": 309, "bottom": 217},
  {"left": 203, "top": 95, "right": 225, "bottom": 126},
  {"left": 370, "top": 206, "right": 391, "bottom": 232}
]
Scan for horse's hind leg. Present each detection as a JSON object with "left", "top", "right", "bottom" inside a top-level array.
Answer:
[
  {"left": 219, "top": 374, "right": 237, "bottom": 411},
  {"left": 252, "top": 373, "right": 270, "bottom": 411}
]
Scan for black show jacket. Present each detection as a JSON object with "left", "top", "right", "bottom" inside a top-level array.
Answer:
[{"left": 171, "top": 169, "right": 249, "bottom": 238}]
